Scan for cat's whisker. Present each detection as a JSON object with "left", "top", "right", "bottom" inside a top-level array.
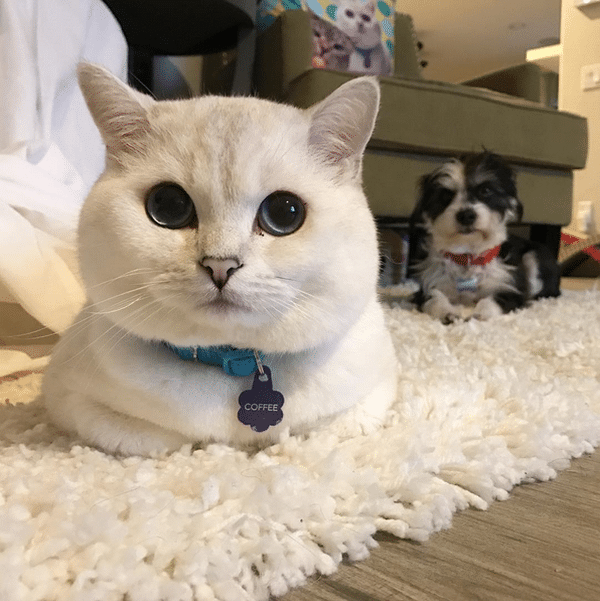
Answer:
[
  {"left": 255, "top": 294, "right": 308, "bottom": 321},
  {"left": 40, "top": 307, "right": 110, "bottom": 348},
  {"left": 291, "top": 293, "right": 339, "bottom": 322},
  {"left": 78, "top": 318, "right": 153, "bottom": 389},
  {"left": 86, "top": 267, "right": 159, "bottom": 290},
  {"left": 77, "top": 296, "right": 176, "bottom": 384},
  {"left": 58, "top": 297, "right": 152, "bottom": 370},
  {"left": 5, "top": 324, "right": 62, "bottom": 342},
  {"left": 85, "top": 294, "right": 185, "bottom": 381},
  {"left": 88, "top": 294, "right": 149, "bottom": 316},
  {"left": 55, "top": 316, "right": 111, "bottom": 371},
  {"left": 13, "top": 285, "right": 159, "bottom": 346},
  {"left": 87, "top": 284, "right": 154, "bottom": 307},
  {"left": 258, "top": 301, "right": 287, "bottom": 320},
  {"left": 2, "top": 293, "right": 143, "bottom": 344},
  {"left": 58, "top": 300, "right": 147, "bottom": 351},
  {"left": 126, "top": 72, "right": 157, "bottom": 99},
  {"left": 125, "top": 297, "right": 181, "bottom": 335},
  {"left": 65, "top": 314, "right": 122, "bottom": 366}
]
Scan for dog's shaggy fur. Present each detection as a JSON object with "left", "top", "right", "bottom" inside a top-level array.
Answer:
[{"left": 409, "top": 152, "right": 560, "bottom": 323}]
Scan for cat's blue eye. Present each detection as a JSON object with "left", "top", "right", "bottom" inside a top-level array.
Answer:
[
  {"left": 257, "top": 192, "right": 306, "bottom": 237},
  {"left": 146, "top": 183, "right": 196, "bottom": 229}
]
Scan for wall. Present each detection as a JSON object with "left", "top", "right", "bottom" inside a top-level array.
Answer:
[{"left": 559, "top": 1, "right": 600, "bottom": 235}]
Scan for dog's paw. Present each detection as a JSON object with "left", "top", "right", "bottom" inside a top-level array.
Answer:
[
  {"left": 441, "top": 312, "right": 461, "bottom": 325},
  {"left": 472, "top": 297, "right": 503, "bottom": 321},
  {"left": 423, "top": 290, "right": 462, "bottom": 324}
]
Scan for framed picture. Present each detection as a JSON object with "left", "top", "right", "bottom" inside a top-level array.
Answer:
[{"left": 257, "top": 0, "right": 395, "bottom": 76}]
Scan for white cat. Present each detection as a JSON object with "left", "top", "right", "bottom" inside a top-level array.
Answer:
[
  {"left": 334, "top": 0, "right": 392, "bottom": 75},
  {"left": 41, "top": 63, "right": 398, "bottom": 457}
]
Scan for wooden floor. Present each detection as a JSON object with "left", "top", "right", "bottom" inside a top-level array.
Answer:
[
  {"left": 280, "top": 452, "right": 600, "bottom": 601},
  {"left": 281, "top": 278, "right": 600, "bottom": 601}
]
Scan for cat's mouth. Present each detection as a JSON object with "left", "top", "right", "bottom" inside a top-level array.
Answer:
[{"left": 201, "top": 296, "right": 252, "bottom": 314}]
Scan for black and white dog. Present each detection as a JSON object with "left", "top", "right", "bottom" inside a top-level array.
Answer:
[{"left": 409, "top": 152, "right": 560, "bottom": 324}]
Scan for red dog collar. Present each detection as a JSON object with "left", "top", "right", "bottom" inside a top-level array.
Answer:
[{"left": 443, "top": 245, "right": 501, "bottom": 267}]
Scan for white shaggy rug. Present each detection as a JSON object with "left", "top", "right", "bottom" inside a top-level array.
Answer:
[{"left": 1, "top": 289, "right": 600, "bottom": 601}]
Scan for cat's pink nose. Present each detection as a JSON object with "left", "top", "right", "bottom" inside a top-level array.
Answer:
[{"left": 200, "top": 257, "right": 242, "bottom": 290}]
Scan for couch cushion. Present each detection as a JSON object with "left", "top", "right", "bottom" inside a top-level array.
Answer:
[
  {"left": 361, "top": 151, "right": 574, "bottom": 224},
  {"left": 462, "top": 63, "right": 557, "bottom": 106},
  {"left": 286, "top": 69, "right": 588, "bottom": 171}
]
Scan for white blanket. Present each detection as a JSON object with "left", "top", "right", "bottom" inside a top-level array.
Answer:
[{"left": 0, "top": 0, "right": 127, "bottom": 333}]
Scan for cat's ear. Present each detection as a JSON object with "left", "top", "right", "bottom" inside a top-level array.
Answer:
[
  {"left": 308, "top": 76, "right": 380, "bottom": 181},
  {"left": 77, "top": 62, "right": 154, "bottom": 161}
]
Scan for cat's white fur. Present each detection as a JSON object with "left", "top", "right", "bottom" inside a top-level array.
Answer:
[{"left": 42, "top": 64, "right": 398, "bottom": 457}]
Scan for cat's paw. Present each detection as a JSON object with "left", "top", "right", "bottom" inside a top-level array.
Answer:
[
  {"left": 51, "top": 394, "right": 192, "bottom": 457},
  {"left": 85, "top": 415, "right": 192, "bottom": 457},
  {"left": 103, "top": 428, "right": 191, "bottom": 457},
  {"left": 326, "top": 375, "right": 396, "bottom": 439},
  {"left": 328, "top": 404, "right": 384, "bottom": 438}
]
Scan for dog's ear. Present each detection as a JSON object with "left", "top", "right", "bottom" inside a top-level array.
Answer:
[
  {"left": 494, "top": 155, "right": 522, "bottom": 223},
  {"left": 410, "top": 172, "right": 434, "bottom": 228},
  {"left": 478, "top": 152, "right": 523, "bottom": 223},
  {"left": 508, "top": 194, "right": 524, "bottom": 223},
  {"left": 407, "top": 174, "right": 434, "bottom": 274}
]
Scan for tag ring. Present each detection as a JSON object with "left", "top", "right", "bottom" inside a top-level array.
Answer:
[{"left": 253, "top": 350, "right": 268, "bottom": 381}]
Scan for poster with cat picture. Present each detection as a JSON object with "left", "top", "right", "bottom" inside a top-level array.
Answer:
[{"left": 257, "top": 0, "right": 395, "bottom": 77}]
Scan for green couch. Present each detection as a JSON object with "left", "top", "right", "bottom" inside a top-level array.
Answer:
[
  {"left": 462, "top": 63, "right": 559, "bottom": 109},
  {"left": 252, "top": 11, "right": 588, "bottom": 254}
]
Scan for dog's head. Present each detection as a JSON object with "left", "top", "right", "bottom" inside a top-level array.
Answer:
[{"left": 410, "top": 152, "right": 523, "bottom": 254}]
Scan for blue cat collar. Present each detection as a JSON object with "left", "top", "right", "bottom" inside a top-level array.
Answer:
[
  {"left": 164, "top": 343, "right": 264, "bottom": 377},
  {"left": 355, "top": 46, "right": 374, "bottom": 69}
]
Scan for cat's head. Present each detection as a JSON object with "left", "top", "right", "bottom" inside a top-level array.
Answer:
[
  {"left": 311, "top": 13, "right": 354, "bottom": 58},
  {"left": 334, "top": 0, "right": 380, "bottom": 48},
  {"left": 77, "top": 63, "right": 380, "bottom": 353}
]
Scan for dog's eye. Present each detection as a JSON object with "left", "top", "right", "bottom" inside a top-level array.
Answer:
[
  {"left": 475, "top": 183, "right": 494, "bottom": 199},
  {"left": 257, "top": 191, "right": 306, "bottom": 236},
  {"left": 438, "top": 188, "right": 455, "bottom": 206}
]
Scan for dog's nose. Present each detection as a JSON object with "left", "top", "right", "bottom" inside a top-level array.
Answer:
[
  {"left": 456, "top": 208, "right": 477, "bottom": 227},
  {"left": 200, "top": 257, "right": 242, "bottom": 290}
]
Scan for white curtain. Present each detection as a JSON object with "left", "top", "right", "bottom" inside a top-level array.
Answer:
[{"left": 0, "top": 0, "right": 128, "bottom": 334}]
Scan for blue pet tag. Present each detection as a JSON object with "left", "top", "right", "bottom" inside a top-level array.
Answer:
[
  {"left": 456, "top": 275, "right": 479, "bottom": 293},
  {"left": 238, "top": 366, "right": 284, "bottom": 432}
]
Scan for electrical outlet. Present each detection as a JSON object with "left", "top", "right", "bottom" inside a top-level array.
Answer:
[
  {"left": 577, "top": 201, "right": 593, "bottom": 234},
  {"left": 581, "top": 63, "right": 600, "bottom": 90}
]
